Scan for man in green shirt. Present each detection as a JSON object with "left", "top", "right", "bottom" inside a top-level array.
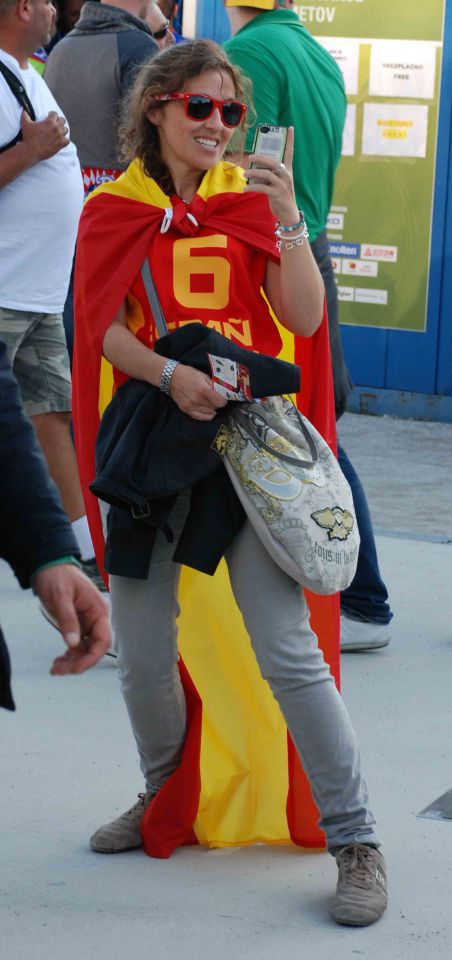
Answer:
[
  {"left": 225, "top": 0, "right": 345, "bottom": 244},
  {"left": 224, "top": 0, "right": 393, "bottom": 654}
]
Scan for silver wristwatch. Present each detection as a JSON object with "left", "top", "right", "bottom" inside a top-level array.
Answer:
[{"left": 159, "top": 359, "right": 179, "bottom": 395}]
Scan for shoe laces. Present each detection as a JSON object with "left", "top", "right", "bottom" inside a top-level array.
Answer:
[
  {"left": 120, "top": 793, "right": 152, "bottom": 822},
  {"left": 337, "top": 843, "right": 376, "bottom": 890}
]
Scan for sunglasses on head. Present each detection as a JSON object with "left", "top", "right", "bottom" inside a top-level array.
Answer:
[
  {"left": 151, "top": 18, "right": 170, "bottom": 40},
  {"left": 153, "top": 92, "right": 247, "bottom": 128}
]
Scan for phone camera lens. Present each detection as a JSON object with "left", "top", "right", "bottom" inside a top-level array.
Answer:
[{"left": 260, "top": 125, "right": 270, "bottom": 133}]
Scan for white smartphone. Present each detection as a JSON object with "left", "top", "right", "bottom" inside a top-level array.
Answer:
[{"left": 250, "top": 124, "right": 288, "bottom": 165}]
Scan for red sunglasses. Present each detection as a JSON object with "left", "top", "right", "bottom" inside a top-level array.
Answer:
[{"left": 153, "top": 92, "right": 247, "bottom": 128}]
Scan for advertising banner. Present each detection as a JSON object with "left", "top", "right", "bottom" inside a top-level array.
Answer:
[{"left": 294, "top": 0, "right": 446, "bottom": 331}]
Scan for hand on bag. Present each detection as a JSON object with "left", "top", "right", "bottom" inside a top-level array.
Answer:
[
  {"left": 170, "top": 364, "right": 227, "bottom": 420},
  {"left": 244, "top": 126, "right": 299, "bottom": 226}
]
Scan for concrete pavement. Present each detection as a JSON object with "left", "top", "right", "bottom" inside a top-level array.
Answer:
[{"left": 1, "top": 412, "right": 452, "bottom": 960}]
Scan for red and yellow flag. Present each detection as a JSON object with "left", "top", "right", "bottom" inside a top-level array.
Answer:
[{"left": 73, "top": 159, "right": 339, "bottom": 857}]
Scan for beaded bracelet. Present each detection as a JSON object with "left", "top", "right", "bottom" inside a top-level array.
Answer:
[
  {"left": 275, "top": 210, "right": 308, "bottom": 236},
  {"left": 276, "top": 232, "right": 307, "bottom": 252}
]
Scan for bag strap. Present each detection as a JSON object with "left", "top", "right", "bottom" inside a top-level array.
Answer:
[
  {"left": 139, "top": 258, "right": 318, "bottom": 469},
  {"left": 140, "top": 257, "right": 168, "bottom": 339},
  {"left": 287, "top": 395, "right": 319, "bottom": 464},
  {"left": 236, "top": 399, "right": 319, "bottom": 469},
  {"left": 0, "top": 59, "right": 36, "bottom": 155}
]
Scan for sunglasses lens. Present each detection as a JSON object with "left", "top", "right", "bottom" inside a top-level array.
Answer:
[
  {"left": 187, "top": 96, "right": 213, "bottom": 121},
  {"left": 222, "top": 101, "right": 243, "bottom": 127},
  {"left": 185, "top": 96, "right": 244, "bottom": 127}
]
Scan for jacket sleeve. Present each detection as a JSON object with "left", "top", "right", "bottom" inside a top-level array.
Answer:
[{"left": 0, "top": 338, "right": 79, "bottom": 588}]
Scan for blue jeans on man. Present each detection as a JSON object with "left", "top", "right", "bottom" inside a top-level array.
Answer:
[
  {"left": 310, "top": 232, "right": 393, "bottom": 641},
  {"left": 338, "top": 444, "right": 392, "bottom": 625}
]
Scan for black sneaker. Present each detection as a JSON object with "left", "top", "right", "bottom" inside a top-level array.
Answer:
[{"left": 81, "top": 557, "right": 108, "bottom": 593}]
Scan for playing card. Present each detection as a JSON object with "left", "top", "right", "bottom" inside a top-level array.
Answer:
[{"left": 208, "top": 355, "right": 255, "bottom": 402}]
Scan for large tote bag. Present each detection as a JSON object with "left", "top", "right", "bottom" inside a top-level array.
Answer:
[{"left": 219, "top": 396, "right": 360, "bottom": 595}]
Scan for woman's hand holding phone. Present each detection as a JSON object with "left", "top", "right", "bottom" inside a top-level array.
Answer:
[{"left": 245, "top": 125, "right": 299, "bottom": 227}]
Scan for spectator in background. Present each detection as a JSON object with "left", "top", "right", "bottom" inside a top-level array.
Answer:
[
  {"left": 157, "top": 1, "right": 183, "bottom": 41},
  {"left": 146, "top": 0, "right": 174, "bottom": 49},
  {"left": 29, "top": 0, "right": 58, "bottom": 75},
  {"left": 0, "top": 0, "right": 102, "bottom": 588},
  {"left": 45, "top": 0, "right": 159, "bottom": 366},
  {"left": 224, "top": 0, "right": 393, "bottom": 653},
  {"left": 60, "top": 0, "right": 85, "bottom": 32},
  {"left": 45, "top": 0, "right": 159, "bottom": 195},
  {"left": 30, "top": 0, "right": 85, "bottom": 75}
]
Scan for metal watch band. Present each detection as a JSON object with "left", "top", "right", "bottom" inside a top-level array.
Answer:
[{"left": 159, "top": 359, "right": 179, "bottom": 395}]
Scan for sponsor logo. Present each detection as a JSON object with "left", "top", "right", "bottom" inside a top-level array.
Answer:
[
  {"left": 329, "top": 242, "right": 360, "bottom": 258},
  {"left": 327, "top": 212, "right": 344, "bottom": 230},
  {"left": 361, "top": 244, "right": 398, "bottom": 262},
  {"left": 338, "top": 286, "right": 354, "bottom": 302},
  {"left": 342, "top": 259, "right": 378, "bottom": 278},
  {"left": 355, "top": 288, "right": 388, "bottom": 305}
]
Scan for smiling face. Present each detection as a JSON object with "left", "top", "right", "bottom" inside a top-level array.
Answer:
[{"left": 147, "top": 69, "right": 238, "bottom": 196}]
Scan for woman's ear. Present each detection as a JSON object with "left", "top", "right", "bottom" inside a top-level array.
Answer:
[{"left": 146, "top": 107, "right": 161, "bottom": 127}]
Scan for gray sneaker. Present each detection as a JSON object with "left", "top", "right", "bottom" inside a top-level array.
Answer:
[
  {"left": 332, "top": 843, "right": 387, "bottom": 926},
  {"left": 90, "top": 792, "right": 155, "bottom": 853}
]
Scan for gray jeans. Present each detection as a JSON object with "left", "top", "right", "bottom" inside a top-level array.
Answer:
[{"left": 109, "top": 494, "right": 380, "bottom": 852}]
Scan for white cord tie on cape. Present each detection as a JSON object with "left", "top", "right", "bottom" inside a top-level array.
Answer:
[
  {"left": 160, "top": 208, "right": 198, "bottom": 231},
  {"left": 160, "top": 208, "right": 173, "bottom": 233}
]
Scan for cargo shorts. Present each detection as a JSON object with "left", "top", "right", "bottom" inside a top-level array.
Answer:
[{"left": 0, "top": 307, "right": 72, "bottom": 416}]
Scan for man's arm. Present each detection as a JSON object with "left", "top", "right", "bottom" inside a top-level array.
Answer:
[
  {"left": 0, "top": 339, "right": 111, "bottom": 669},
  {"left": 0, "top": 110, "right": 69, "bottom": 188},
  {"left": 0, "top": 337, "right": 77, "bottom": 580}
]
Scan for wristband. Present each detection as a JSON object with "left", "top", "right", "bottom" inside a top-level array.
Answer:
[
  {"left": 275, "top": 210, "right": 308, "bottom": 236},
  {"left": 159, "top": 359, "right": 180, "bottom": 395}
]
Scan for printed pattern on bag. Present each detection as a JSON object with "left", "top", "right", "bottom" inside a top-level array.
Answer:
[
  {"left": 311, "top": 507, "right": 355, "bottom": 541},
  {"left": 217, "top": 396, "right": 360, "bottom": 595}
]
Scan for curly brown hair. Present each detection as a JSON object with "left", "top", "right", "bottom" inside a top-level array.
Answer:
[{"left": 119, "top": 40, "right": 251, "bottom": 196}]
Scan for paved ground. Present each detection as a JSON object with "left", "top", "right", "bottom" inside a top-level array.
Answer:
[
  {"left": 338, "top": 412, "right": 452, "bottom": 541},
  {"left": 2, "top": 412, "right": 452, "bottom": 960}
]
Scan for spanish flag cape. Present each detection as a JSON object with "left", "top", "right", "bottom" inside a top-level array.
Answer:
[{"left": 73, "top": 159, "right": 340, "bottom": 858}]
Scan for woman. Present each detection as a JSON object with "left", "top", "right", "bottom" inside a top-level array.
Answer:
[{"left": 73, "top": 41, "right": 386, "bottom": 927}]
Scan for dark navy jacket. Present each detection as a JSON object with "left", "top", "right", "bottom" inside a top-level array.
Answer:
[
  {"left": 92, "top": 324, "right": 300, "bottom": 581},
  {"left": 0, "top": 339, "right": 79, "bottom": 710}
]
